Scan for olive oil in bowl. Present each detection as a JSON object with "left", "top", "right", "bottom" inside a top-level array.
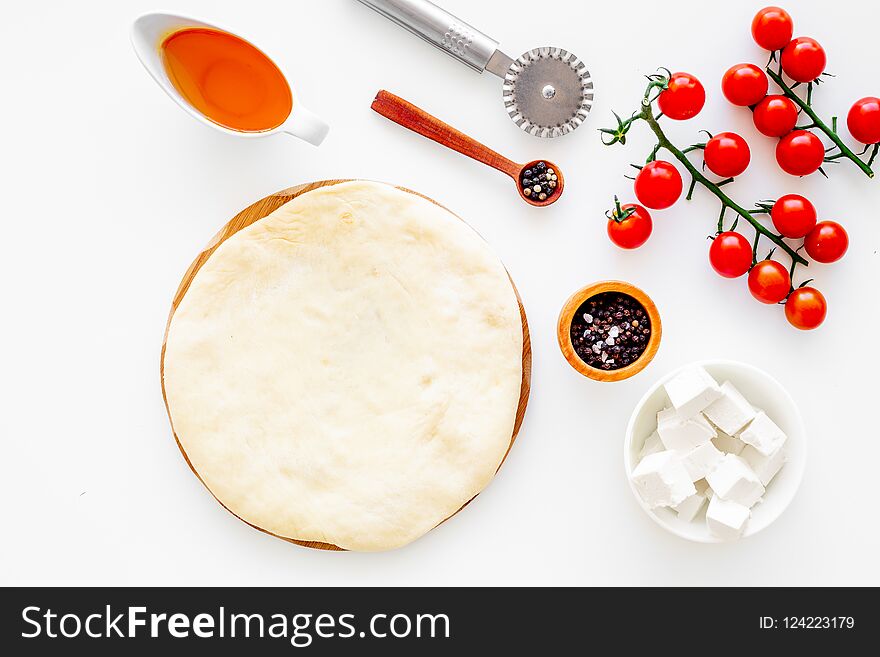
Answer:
[{"left": 160, "top": 27, "right": 292, "bottom": 132}]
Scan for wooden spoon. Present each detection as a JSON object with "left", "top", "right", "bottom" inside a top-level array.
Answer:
[{"left": 371, "top": 90, "right": 564, "bottom": 207}]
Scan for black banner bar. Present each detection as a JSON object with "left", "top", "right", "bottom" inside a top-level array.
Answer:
[{"left": 0, "top": 587, "right": 870, "bottom": 653}]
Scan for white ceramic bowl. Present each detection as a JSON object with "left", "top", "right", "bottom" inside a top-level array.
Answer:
[{"left": 624, "top": 360, "right": 806, "bottom": 542}]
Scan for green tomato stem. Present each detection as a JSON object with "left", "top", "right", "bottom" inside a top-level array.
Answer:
[
  {"left": 868, "top": 143, "right": 880, "bottom": 168},
  {"left": 638, "top": 103, "right": 809, "bottom": 266},
  {"left": 766, "top": 67, "right": 874, "bottom": 178}
]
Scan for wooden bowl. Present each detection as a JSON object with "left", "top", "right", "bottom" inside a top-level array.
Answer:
[{"left": 557, "top": 281, "right": 662, "bottom": 382}]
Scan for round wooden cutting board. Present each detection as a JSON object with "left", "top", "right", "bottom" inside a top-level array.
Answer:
[{"left": 160, "top": 180, "right": 531, "bottom": 551}]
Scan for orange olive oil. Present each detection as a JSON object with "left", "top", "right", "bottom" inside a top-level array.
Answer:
[{"left": 160, "top": 28, "right": 292, "bottom": 132}]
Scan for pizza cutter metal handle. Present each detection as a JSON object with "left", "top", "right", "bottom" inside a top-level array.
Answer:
[{"left": 357, "top": 0, "right": 502, "bottom": 73}]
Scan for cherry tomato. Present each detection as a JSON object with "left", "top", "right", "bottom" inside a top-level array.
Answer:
[
  {"left": 770, "top": 194, "right": 817, "bottom": 238},
  {"left": 657, "top": 72, "right": 706, "bottom": 121},
  {"left": 748, "top": 260, "right": 791, "bottom": 304},
  {"left": 804, "top": 220, "right": 848, "bottom": 263},
  {"left": 775, "top": 130, "right": 824, "bottom": 176},
  {"left": 607, "top": 203, "right": 652, "bottom": 249},
  {"left": 751, "top": 7, "right": 794, "bottom": 51},
  {"left": 709, "top": 231, "right": 752, "bottom": 278},
  {"left": 781, "top": 37, "right": 826, "bottom": 83},
  {"left": 704, "top": 132, "right": 751, "bottom": 178},
  {"left": 847, "top": 97, "right": 880, "bottom": 145},
  {"left": 785, "top": 287, "right": 827, "bottom": 330},
  {"left": 634, "top": 161, "right": 683, "bottom": 210},
  {"left": 722, "top": 64, "right": 769, "bottom": 107},
  {"left": 752, "top": 95, "right": 798, "bottom": 137}
]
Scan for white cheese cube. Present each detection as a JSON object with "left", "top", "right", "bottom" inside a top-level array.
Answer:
[
  {"left": 706, "top": 495, "right": 750, "bottom": 540},
  {"left": 679, "top": 441, "right": 724, "bottom": 481},
  {"left": 663, "top": 365, "right": 722, "bottom": 418},
  {"left": 630, "top": 451, "right": 696, "bottom": 509},
  {"left": 638, "top": 430, "right": 664, "bottom": 461},
  {"left": 703, "top": 381, "right": 757, "bottom": 435},
  {"left": 739, "top": 412, "right": 787, "bottom": 457},
  {"left": 741, "top": 445, "right": 786, "bottom": 486},
  {"left": 673, "top": 491, "right": 708, "bottom": 522},
  {"left": 706, "top": 454, "right": 765, "bottom": 507},
  {"left": 657, "top": 408, "right": 716, "bottom": 451},
  {"left": 712, "top": 428, "right": 746, "bottom": 455}
]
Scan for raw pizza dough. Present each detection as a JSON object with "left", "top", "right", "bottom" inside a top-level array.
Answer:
[{"left": 162, "top": 181, "right": 524, "bottom": 551}]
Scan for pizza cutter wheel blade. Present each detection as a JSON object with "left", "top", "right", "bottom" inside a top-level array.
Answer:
[{"left": 358, "top": 0, "right": 594, "bottom": 138}]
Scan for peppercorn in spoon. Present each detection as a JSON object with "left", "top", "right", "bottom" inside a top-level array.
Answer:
[{"left": 371, "top": 90, "right": 564, "bottom": 207}]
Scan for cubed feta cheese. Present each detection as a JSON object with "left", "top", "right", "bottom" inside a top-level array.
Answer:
[
  {"left": 679, "top": 441, "right": 724, "bottom": 481},
  {"left": 741, "top": 444, "right": 786, "bottom": 486},
  {"left": 706, "top": 495, "right": 750, "bottom": 540},
  {"left": 703, "top": 381, "right": 757, "bottom": 435},
  {"left": 638, "top": 430, "right": 664, "bottom": 461},
  {"left": 706, "top": 454, "right": 765, "bottom": 507},
  {"left": 657, "top": 408, "right": 716, "bottom": 451},
  {"left": 712, "top": 428, "right": 746, "bottom": 455},
  {"left": 630, "top": 451, "right": 696, "bottom": 509},
  {"left": 739, "top": 412, "right": 787, "bottom": 457},
  {"left": 663, "top": 365, "right": 722, "bottom": 418},
  {"left": 673, "top": 490, "right": 708, "bottom": 522}
]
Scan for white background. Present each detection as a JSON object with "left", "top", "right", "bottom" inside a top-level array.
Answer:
[{"left": 2, "top": 0, "right": 878, "bottom": 586}]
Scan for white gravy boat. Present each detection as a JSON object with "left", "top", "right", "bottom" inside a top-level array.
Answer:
[{"left": 130, "top": 12, "right": 329, "bottom": 146}]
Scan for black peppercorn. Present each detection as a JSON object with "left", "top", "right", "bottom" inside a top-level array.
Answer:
[
  {"left": 569, "top": 292, "right": 652, "bottom": 371},
  {"left": 521, "top": 164, "right": 558, "bottom": 202}
]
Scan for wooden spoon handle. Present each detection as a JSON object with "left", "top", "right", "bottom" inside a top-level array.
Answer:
[{"left": 371, "top": 90, "right": 521, "bottom": 179}]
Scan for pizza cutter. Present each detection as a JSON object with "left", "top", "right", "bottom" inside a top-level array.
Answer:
[{"left": 357, "top": 0, "right": 594, "bottom": 138}]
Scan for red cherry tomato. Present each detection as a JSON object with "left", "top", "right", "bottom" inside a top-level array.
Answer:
[
  {"left": 785, "top": 287, "right": 826, "bottom": 330},
  {"left": 704, "top": 132, "right": 751, "bottom": 178},
  {"left": 781, "top": 37, "right": 826, "bottom": 83},
  {"left": 751, "top": 7, "right": 794, "bottom": 51},
  {"left": 847, "top": 97, "right": 880, "bottom": 145},
  {"left": 770, "top": 194, "right": 817, "bottom": 238},
  {"left": 776, "top": 130, "right": 824, "bottom": 176},
  {"left": 804, "top": 221, "right": 848, "bottom": 263},
  {"left": 748, "top": 260, "right": 791, "bottom": 304},
  {"left": 607, "top": 203, "right": 653, "bottom": 249},
  {"left": 634, "top": 161, "right": 683, "bottom": 210},
  {"left": 752, "top": 95, "right": 798, "bottom": 137},
  {"left": 657, "top": 72, "right": 706, "bottom": 121},
  {"left": 722, "top": 64, "right": 769, "bottom": 107},
  {"left": 709, "top": 231, "right": 752, "bottom": 278}
]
